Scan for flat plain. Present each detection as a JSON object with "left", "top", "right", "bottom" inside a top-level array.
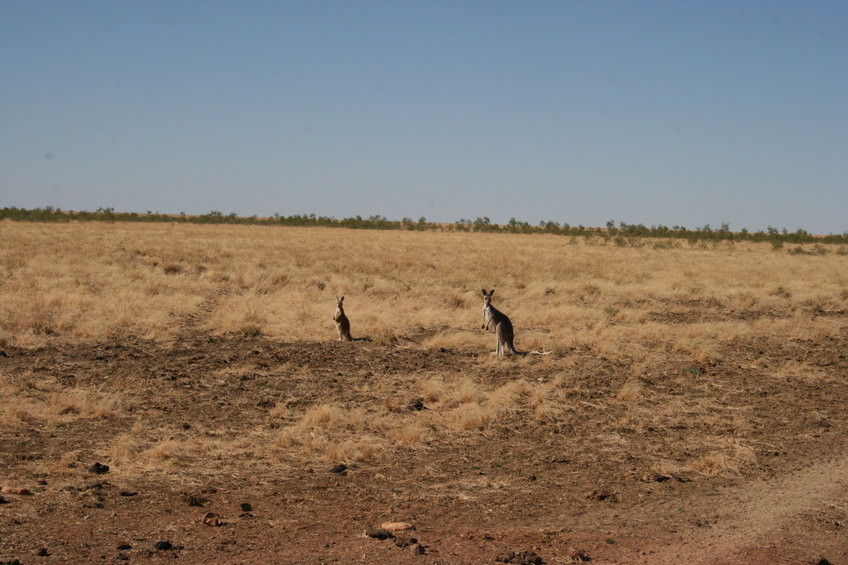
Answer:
[{"left": 1, "top": 220, "right": 847, "bottom": 564}]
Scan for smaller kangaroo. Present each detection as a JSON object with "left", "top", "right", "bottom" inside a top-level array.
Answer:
[
  {"left": 333, "top": 295, "right": 352, "bottom": 342},
  {"left": 481, "top": 289, "right": 551, "bottom": 356},
  {"left": 481, "top": 289, "right": 518, "bottom": 355}
]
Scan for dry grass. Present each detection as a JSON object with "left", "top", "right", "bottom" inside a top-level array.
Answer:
[
  {"left": 2, "top": 220, "right": 847, "bottom": 482},
  {"left": 689, "top": 442, "right": 758, "bottom": 477},
  {"left": 273, "top": 402, "right": 392, "bottom": 464},
  {"left": 2, "top": 221, "right": 846, "bottom": 354},
  {"left": 1, "top": 370, "right": 119, "bottom": 427}
]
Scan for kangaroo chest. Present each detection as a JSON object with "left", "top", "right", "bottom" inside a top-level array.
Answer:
[{"left": 483, "top": 306, "right": 498, "bottom": 329}]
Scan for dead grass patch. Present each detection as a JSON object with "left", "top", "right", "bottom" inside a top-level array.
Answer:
[
  {"left": 616, "top": 380, "right": 644, "bottom": 402},
  {"left": 773, "top": 359, "right": 829, "bottom": 383},
  {"left": 689, "top": 443, "right": 757, "bottom": 477},
  {"left": 273, "top": 402, "right": 393, "bottom": 463},
  {"left": 48, "top": 389, "right": 119, "bottom": 421}
]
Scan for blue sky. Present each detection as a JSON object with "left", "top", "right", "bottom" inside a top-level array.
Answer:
[{"left": 2, "top": 1, "right": 847, "bottom": 234}]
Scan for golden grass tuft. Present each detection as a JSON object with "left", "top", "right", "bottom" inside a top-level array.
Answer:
[
  {"left": 425, "top": 377, "right": 570, "bottom": 431},
  {"left": 455, "top": 377, "right": 483, "bottom": 405},
  {"left": 616, "top": 380, "right": 644, "bottom": 402},
  {"left": 452, "top": 403, "right": 488, "bottom": 431},
  {"left": 108, "top": 433, "right": 136, "bottom": 464},
  {"left": 48, "top": 389, "right": 119, "bottom": 420},
  {"left": 390, "top": 421, "right": 432, "bottom": 445},
  {"left": 0, "top": 371, "right": 120, "bottom": 426},
  {"left": 147, "top": 438, "right": 190, "bottom": 461},
  {"left": 421, "top": 376, "right": 448, "bottom": 403},
  {"left": 691, "top": 341, "right": 723, "bottom": 364},
  {"left": 273, "top": 402, "right": 391, "bottom": 463},
  {"left": 3, "top": 404, "right": 39, "bottom": 426},
  {"left": 689, "top": 443, "right": 757, "bottom": 477},
  {"left": 268, "top": 401, "right": 288, "bottom": 420},
  {"left": 773, "top": 359, "right": 828, "bottom": 383}
]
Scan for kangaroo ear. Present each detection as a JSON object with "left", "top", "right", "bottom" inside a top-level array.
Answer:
[
  {"left": 335, "top": 295, "right": 340, "bottom": 301},
  {"left": 489, "top": 289, "right": 495, "bottom": 296},
  {"left": 481, "top": 289, "right": 487, "bottom": 296}
]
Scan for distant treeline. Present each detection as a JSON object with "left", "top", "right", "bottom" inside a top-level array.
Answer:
[{"left": 2, "top": 206, "right": 847, "bottom": 246}]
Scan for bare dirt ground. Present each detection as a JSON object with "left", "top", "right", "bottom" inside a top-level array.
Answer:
[{"left": 2, "top": 326, "right": 847, "bottom": 564}]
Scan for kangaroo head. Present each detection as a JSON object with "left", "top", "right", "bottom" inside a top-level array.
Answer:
[
  {"left": 481, "top": 289, "right": 495, "bottom": 307},
  {"left": 336, "top": 295, "right": 344, "bottom": 308}
]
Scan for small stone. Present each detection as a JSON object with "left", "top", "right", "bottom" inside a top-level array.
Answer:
[
  {"left": 587, "top": 489, "right": 619, "bottom": 502},
  {"left": 496, "top": 550, "right": 544, "bottom": 564},
  {"left": 89, "top": 462, "right": 110, "bottom": 475},
  {"left": 568, "top": 547, "right": 590, "bottom": 562},
  {"left": 380, "top": 521, "right": 414, "bottom": 533},
  {"left": 365, "top": 527, "right": 393, "bottom": 540},
  {"left": 329, "top": 464, "right": 348, "bottom": 475},
  {"left": 203, "top": 512, "right": 223, "bottom": 526},
  {"left": 117, "top": 544, "right": 132, "bottom": 550},
  {"left": 240, "top": 502, "right": 252, "bottom": 512},
  {"left": 119, "top": 490, "right": 138, "bottom": 497},
  {"left": 154, "top": 541, "right": 173, "bottom": 551},
  {"left": 410, "top": 542, "right": 426, "bottom": 555},
  {"left": 393, "top": 536, "right": 418, "bottom": 548},
  {"left": 36, "top": 548, "right": 49, "bottom": 556},
  {"left": 408, "top": 398, "right": 425, "bottom": 411},
  {"left": 1, "top": 486, "right": 33, "bottom": 495}
]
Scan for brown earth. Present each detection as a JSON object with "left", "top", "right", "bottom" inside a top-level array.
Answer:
[{"left": 1, "top": 328, "right": 847, "bottom": 564}]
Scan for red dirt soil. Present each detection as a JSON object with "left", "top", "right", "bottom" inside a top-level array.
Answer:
[{"left": 1, "top": 329, "right": 847, "bottom": 564}]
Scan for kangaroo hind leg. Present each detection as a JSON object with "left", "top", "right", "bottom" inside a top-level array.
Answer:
[{"left": 495, "top": 323, "right": 505, "bottom": 356}]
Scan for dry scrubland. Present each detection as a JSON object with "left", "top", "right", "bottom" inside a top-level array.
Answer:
[
  {"left": 1, "top": 220, "right": 848, "bottom": 564},
  {"left": 4, "top": 220, "right": 846, "bottom": 350}
]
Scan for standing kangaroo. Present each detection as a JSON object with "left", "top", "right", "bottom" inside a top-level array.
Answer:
[
  {"left": 481, "top": 289, "right": 551, "bottom": 356},
  {"left": 481, "top": 289, "right": 518, "bottom": 355},
  {"left": 333, "top": 295, "right": 352, "bottom": 342}
]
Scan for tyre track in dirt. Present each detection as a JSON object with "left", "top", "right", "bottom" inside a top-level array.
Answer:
[{"left": 640, "top": 451, "right": 848, "bottom": 564}]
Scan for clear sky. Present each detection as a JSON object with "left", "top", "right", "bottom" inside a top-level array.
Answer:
[{"left": 2, "top": 1, "right": 847, "bottom": 234}]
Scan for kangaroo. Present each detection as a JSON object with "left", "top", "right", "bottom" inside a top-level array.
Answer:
[
  {"left": 333, "top": 295, "right": 352, "bottom": 342},
  {"left": 481, "top": 289, "right": 518, "bottom": 355},
  {"left": 481, "top": 289, "right": 551, "bottom": 356}
]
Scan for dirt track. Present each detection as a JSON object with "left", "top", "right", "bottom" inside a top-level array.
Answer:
[{"left": 2, "top": 330, "right": 847, "bottom": 564}]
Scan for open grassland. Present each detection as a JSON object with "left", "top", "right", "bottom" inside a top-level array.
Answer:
[
  {"left": 3, "top": 220, "right": 847, "bottom": 351},
  {"left": 1, "top": 220, "right": 847, "bottom": 564}
]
